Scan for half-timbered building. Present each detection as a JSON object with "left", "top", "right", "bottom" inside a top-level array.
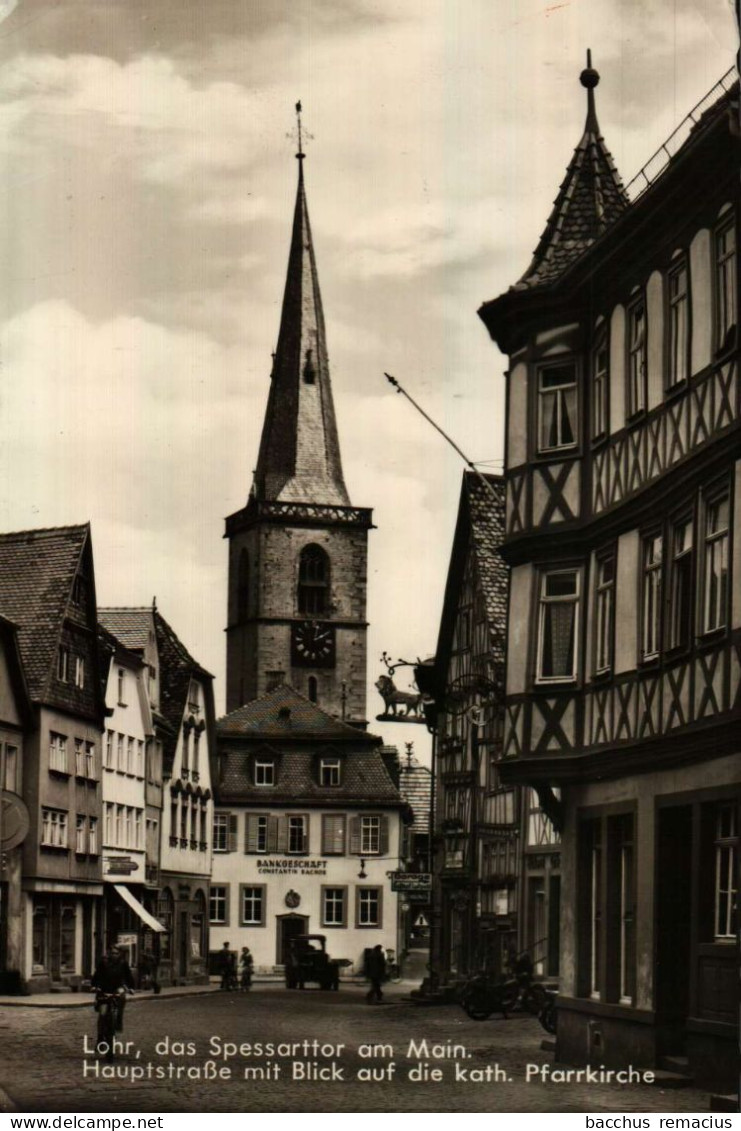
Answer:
[{"left": 479, "top": 60, "right": 739, "bottom": 1089}]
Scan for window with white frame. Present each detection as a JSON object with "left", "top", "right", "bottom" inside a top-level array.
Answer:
[
  {"left": 714, "top": 803, "right": 738, "bottom": 940},
  {"left": 75, "top": 739, "right": 85, "bottom": 777},
  {"left": 105, "top": 730, "right": 113, "bottom": 769},
  {"left": 104, "top": 802, "right": 113, "bottom": 845},
  {"left": 538, "top": 362, "right": 578, "bottom": 453},
  {"left": 88, "top": 817, "right": 98, "bottom": 855},
  {"left": 641, "top": 534, "right": 663, "bottom": 659},
  {"left": 715, "top": 214, "right": 737, "bottom": 348},
  {"left": 241, "top": 885, "right": 265, "bottom": 926},
  {"left": 627, "top": 297, "right": 647, "bottom": 416},
  {"left": 594, "top": 552, "right": 615, "bottom": 674},
  {"left": 57, "top": 647, "right": 69, "bottom": 683},
  {"left": 667, "top": 260, "right": 689, "bottom": 388},
  {"left": 74, "top": 655, "right": 85, "bottom": 690},
  {"left": 703, "top": 494, "right": 729, "bottom": 633},
  {"left": 124, "top": 807, "right": 132, "bottom": 848},
  {"left": 287, "top": 815, "right": 307, "bottom": 854},
  {"left": 254, "top": 758, "right": 275, "bottom": 786},
  {"left": 210, "top": 885, "right": 228, "bottom": 924},
  {"left": 115, "top": 804, "right": 123, "bottom": 846},
  {"left": 320, "top": 757, "right": 341, "bottom": 786},
  {"left": 135, "top": 809, "right": 143, "bottom": 849},
  {"left": 117, "top": 733, "right": 124, "bottom": 771},
  {"left": 49, "top": 732, "right": 68, "bottom": 773},
  {"left": 126, "top": 736, "right": 134, "bottom": 774},
  {"left": 213, "top": 812, "right": 229, "bottom": 852},
  {"left": 669, "top": 517, "right": 693, "bottom": 650},
  {"left": 356, "top": 887, "right": 381, "bottom": 927},
  {"left": 137, "top": 740, "right": 144, "bottom": 776},
  {"left": 537, "top": 570, "right": 579, "bottom": 682},
  {"left": 592, "top": 331, "right": 608, "bottom": 440},
  {"left": 85, "top": 741, "right": 95, "bottom": 778},
  {"left": 76, "top": 814, "right": 85, "bottom": 853},
  {"left": 42, "top": 808, "right": 68, "bottom": 848},
  {"left": 322, "top": 887, "right": 346, "bottom": 927},
  {"left": 360, "top": 815, "right": 381, "bottom": 855}
]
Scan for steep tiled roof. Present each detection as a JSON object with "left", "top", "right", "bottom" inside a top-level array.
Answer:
[
  {"left": 98, "top": 607, "right": 152, "bottom": 652},
  {"left": 398, "top": 757, "right": 431, "bottom": 832},
  {"left": 217, "top": 684, "right": 400, "bottom": 805},
  {"left": 218, "top": 683, "right": 378, "bottom": 742},
  {"left": 515, "top": 59, "right": 628, "bottom": 291},
  {"left": 0, "top": 524, "right": 88, "bottom": 701},
  {"left": 465, "top": 473, "right": 508, "bottom": 674}
]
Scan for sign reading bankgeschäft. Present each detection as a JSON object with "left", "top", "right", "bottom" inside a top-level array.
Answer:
[{"left": 256, "top": 858, "right": 328, "bottom": 875}]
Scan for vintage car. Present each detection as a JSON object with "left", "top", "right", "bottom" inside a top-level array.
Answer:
[{"left": 284, "top": 934, "right": 348, "bottom": 990}]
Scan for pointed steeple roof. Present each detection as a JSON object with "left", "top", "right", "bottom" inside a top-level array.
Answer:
[
  {"left": 252, "top": 119, "right": 350, "bottom": 507},
  {"left": 515, "top": 52, "right": 629, "bottom": 291}
]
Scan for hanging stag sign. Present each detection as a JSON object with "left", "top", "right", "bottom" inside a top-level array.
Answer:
[{"left": 375, "top": 653, "right": 426, "bottom": 723}]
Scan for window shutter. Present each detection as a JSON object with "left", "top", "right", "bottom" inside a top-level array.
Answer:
[
  {"left": 276, "top": 816, "right": 288, "bottom": 854},
  {"left": 321, "top": 815, "right": 331, "bottom": 855},
  {"left": 267, "top": 815, "right": 279, "bottom": 853},
  {"left": 301, "top": 814, "right": 309, "bottom": 855},
  {"left": 227, "top": 813, "right": 237, "bottom": 853},
  {"left": 322, "top": 815, "right": 345, "bottom": 855},
  {"left": 379, "top": 815, "right": 389, "bottom": 855},
  {"left": 246, "top": 815, "right": 260, "bottom": 853},
  {"left": 224, "top": 884, "right": 231, "bottom": 928},
  {"left": 349, "top": 816, "right": 361, "bottom": 855}
]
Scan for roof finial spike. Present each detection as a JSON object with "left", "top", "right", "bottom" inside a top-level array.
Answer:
[
  {"left": 580, "top": 48, "right": 600, "bottom": 133},
  {"left": 295, "top": 99, "right": 305, "bottom": 162}
]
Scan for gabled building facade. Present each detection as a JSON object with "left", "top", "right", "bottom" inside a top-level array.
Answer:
[
  {"left": 211, "top": 685, "right": 404, "bottom": 973},
  {"left": 479, "top": 61, "right": 739, "bottom": 1089},
  {"left": 0, "top": 614, "right": 32, "bottom": 988},
  {"left": 0, "top": 525, "right": 107, "bottom": 991},
  {"left": 99, "top": 606, "right": 215, "bottom": 985}
]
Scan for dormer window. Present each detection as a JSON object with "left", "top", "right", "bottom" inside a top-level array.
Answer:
[
  {"left": 57, "top": 647, "right": 70, "bottom": 683},
  {"left": 255, "top": 758, "right": 275, "bottom": 786},
  {"left": 537, "top": 361, "right": 578, "bottom": 453},
  {"left": 320, "top": 757, "right": 341, "bottom": 787}
]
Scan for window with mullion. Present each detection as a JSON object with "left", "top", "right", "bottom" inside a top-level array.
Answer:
[
  {"left": 715, "top": 215, "right": 737, "bottom": 349},
  {"left": 702, "top": 494, "right": 729, "bottom": 634},
  {"left": 321, "top": 886, "right": 347, "bottom": 928},
  {"left": 594, "top": 553, "right": 615, "bottom": 674},
  {"left": 591, "top": 332, "right": 609, "bottom": 440},
  {"left": 297, "top": 545, "right": 330, "bottom": 616},
  {"left": 669, "top": 517, "right": 693, "bottom": 650},
  {"left": 667, "top": 261, "right": 689, "bottom": 389},
  {"left": 537, "top": 362, "right": 578, "bottom": 453},
  {"left": 627, "top": 298, "right": 647, "bottom": 417},
  {"left": 536, "top": 569, "right": 580, "bottom": 682},
  {"left": 640, "top": 534, "right": 663, "bottom": 660},
  {"left": 288, "top": 815, "right": 307, "bottom": 854},
  {"left": 240, "top": 885, "right": 265, "bottom": 926}
]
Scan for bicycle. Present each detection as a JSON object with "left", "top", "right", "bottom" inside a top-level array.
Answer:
[{"left": 94, "top": 989, "right": 129, "bottom": 1061}]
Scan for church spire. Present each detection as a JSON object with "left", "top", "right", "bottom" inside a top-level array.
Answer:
[
  {"left": 252, "top": 104, "right": 350, "bottom": 507},
  {"left": 515, "top": 52, "right": 629, "bottom": 290}
]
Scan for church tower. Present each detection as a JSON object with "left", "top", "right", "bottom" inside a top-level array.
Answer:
[{"left": 225, "top": 113, "right": 372, "bottom": 725}]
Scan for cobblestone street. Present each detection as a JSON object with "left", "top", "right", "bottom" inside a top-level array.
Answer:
[{"left": 0, "top": 986, "right": 716, "bottom": 1113}]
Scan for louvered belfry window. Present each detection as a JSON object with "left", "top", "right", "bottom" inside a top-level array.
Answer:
[{"left": 297, "top": 544, "right": 329, "bottom": 615}]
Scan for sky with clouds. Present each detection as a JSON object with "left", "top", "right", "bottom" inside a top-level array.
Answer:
[{"left": 0, "top": 0, "right": 735, "bottom": 758}]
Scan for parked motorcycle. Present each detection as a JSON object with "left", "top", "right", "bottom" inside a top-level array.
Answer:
[{"left": 459, "top": 972, "right": 520, "bottom": 1020}]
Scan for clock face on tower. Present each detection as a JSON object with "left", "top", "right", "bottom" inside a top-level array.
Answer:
[{"left": 291, "top": 621, "right": 336, "bottom": 668}]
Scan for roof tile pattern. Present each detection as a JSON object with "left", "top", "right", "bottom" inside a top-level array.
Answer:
[
  {"left": 0, "top": 525, "right": 88, "bottom": 700},
  {"left": 218, "top": 683, "right": 378, "bottom": 742},
  {"left": 465, "top": 474, "right": 508, "bottom": 676}
]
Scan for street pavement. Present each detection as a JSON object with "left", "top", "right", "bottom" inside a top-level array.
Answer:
[{"left": 0, "top": 984, "right": 717, "bottom": 1114}]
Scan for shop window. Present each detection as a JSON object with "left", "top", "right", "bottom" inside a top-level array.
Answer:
[
  {"left": 321, "top": 886, "right": 347, "bottom": 928},
  {"left": 297, "top": 545, "right": 330, "bottom": 616},
  {"left": 578, "top": 811, "right": 636, "bottom": 1004},
  {"left": 714, "top": 803, "right": 738, "bottom": 940},
  {"left": 537, "top": 362, "right": 578, "bottom": 453},
  {"left": 356, "top": 887, "right": 382, "bottom": 928},
  {"left": 32, "top": 902, "right": 49, "bottom": 970},
  {"left": 536, "top": 569, "right": 580, "bottom": 682}
]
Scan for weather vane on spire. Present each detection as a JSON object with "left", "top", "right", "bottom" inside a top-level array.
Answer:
[{"left": 289, "top": 100, "right": 313, "bottom": 161}]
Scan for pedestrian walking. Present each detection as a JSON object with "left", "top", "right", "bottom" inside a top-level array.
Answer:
[
  {"left": 239, "top": 946, "right": 254, "bottom": 991},
  {"left": 139, "top": 946, "right": 161, "bottom": 994},
  {"left": 365, "top": 944, "right": 387, "bottom": 1004},
  {"left": 219, "top": 942, "right": 236, "bottom": 991}
]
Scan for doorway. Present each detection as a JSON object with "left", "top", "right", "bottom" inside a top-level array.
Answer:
[
  {"left": 276, "top": 914, "right": 309, "bottom": 965},
  {"left": 656, "top": 805, "right": 693, "bottom": 1055}
]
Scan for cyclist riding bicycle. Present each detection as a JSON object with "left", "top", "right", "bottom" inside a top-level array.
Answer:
[{"left": 92, "top": 945, "right": 134, "bottom": 1031}]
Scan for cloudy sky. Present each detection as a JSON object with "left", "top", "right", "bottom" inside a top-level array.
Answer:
[{"left": 0, "top": 0, "right": 735, "bottom": 758}]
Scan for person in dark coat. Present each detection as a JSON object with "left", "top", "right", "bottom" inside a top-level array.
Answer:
[
  {"left": 92, "top": 945, "right": 134, "bottom": 1030},
  {"left": 139, "top": 946, "right": 160, "bottom": 994},
  {"left": 219, "top": 942, "right": 236, "bottom": 990},
  {"left": 239, "top": 946, "right": 254, "bottom": 991},
  {"left": 365, "top": 944, "right": 387, "bottom": 1003}
]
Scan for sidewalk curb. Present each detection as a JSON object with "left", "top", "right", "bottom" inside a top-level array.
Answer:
[{"left": 0, "top": 987, "right": 220, "bottom": 1009}]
